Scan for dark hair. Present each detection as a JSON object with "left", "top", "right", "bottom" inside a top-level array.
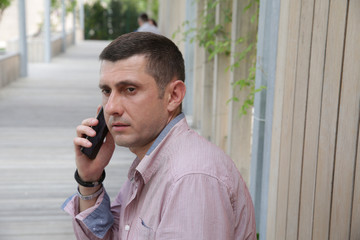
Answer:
[
  {"left": 139, "top": 13, "right": 149, "bottom": 22},
  {"left": 99, "top": 32, "right": 185, "bottom": 97},
  {"left": 150, "top": 18, "right": 157, "bottom": 27}
]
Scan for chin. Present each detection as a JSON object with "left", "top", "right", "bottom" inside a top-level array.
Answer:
[
  {"left": 113, "top": 136, "right": 131, "bottom": 147},
  {"left": 114, "top": 140, "right": 132, "bottom": 148}
]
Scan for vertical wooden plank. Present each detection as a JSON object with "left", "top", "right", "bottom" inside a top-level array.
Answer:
[
  {"left": 158, "top": 1, "right": 186, "bottom": 48},
  {"left": 330, "top": 0, "right": 360, "bottom": 238},
  {"left": 192, "top": 47, "right": 205, "bottom": 128},
  {"left": 200, "top": 0, "right": 215, "bottom": 141},
  {"left": 312, "top": 0, "right": 348, "bottom": 239},
  {"left": 201, "top": 58, "right": 214, "bottom": 140},
  {"left": 212, "top": 0, "right": 231, "bottom": 150},
  {"left": 275, "top": 0, "right": 302, "bottom": 238},
  {"left": 351, "top": 121, "right": 360, "bottom": 240},
  {"left": 286, "top": 0, "right": 314, "bottom": 238},
  {"left": 227, "top": 0, "right": 256, "bottom": 184},
  {"left": 192, "top": 0, "right": 205, "bottom": 129},
  {"left": 297, "top": 0, "right": 330, "bottom": 239},
  {"left": 266, "top": 0, "right": 290, "bottom": 238}
]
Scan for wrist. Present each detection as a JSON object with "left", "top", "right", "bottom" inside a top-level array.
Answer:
[
  {"left": 77, "top": 169, "right": 103, "bottom": 182},
  {"left": 75, "top": 169, "right": 106, "bottom": 187},
  {"left": 77, "top": 185, "right": 103, "bottom": 201}
]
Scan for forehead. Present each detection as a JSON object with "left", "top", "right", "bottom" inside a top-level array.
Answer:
[
  {"left": 99, "top": 55, "right": 155, "bottom": 84},
  {"left": 100, "top": 55, "right": 147, "bottom": 73}
]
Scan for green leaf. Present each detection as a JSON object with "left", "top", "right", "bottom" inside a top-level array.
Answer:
[{"left": 227, "top": 97, "right": 239, "bottom": 104}]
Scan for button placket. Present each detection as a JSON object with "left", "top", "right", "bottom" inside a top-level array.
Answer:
[{"left": 123, "top": 177, "right": 141, "bottom": 239}]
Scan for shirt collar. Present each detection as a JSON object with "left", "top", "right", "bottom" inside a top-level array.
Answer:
[
  {"left": 128, "top": 113, "right": 186, "bottom": 184},
  {"left": 145, "top": 113, "right": 185, "bottom": 156}
]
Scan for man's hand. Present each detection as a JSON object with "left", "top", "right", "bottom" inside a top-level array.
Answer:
[
  {"left": 73, "top": 114, "right": 115, "bottom": 212},
  {"left": 74, "top": 117, "right": 115, "bottom": 182}
]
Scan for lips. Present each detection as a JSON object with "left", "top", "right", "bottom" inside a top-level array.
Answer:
[
  {"left": 111, "top": 122, "right": 130, "bottom": 131},
  {"left": 112, "top": 122, "right": 129, "bottom": 127}
]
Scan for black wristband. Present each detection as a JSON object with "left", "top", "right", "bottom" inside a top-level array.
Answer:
[{"left": 75, "top": 169, "right": 106, "bottom": 187}]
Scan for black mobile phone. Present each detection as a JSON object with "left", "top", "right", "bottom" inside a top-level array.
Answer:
[{"left": 81, "top": 107, "right": 109, "bottom": 159}]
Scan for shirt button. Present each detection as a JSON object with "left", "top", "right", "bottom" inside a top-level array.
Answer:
[{"left": 125, "top": 225, "right": 130, "bottom": 231}]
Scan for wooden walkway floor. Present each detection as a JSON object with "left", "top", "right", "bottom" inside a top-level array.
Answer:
[{"left": 0, "top": 41, "right": 134, "bottom": 239}]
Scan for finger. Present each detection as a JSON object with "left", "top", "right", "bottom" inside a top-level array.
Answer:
[
  {"left": 73, "top": 136, "right": 92, "bottom": 149},
  {"left": 97, "top": 105, "right": 102, "bottom": 115},
  {"left": 76, "top": 125, "right": 96, "bottom": 138},
  {"left": 81, "top": 118, "right": 99, "bottom": 127}
]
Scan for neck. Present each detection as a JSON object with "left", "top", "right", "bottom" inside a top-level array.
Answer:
[
  {"left": 130, "top": 145, "right": 150, "bottom": 161},
  {"left": 130, "top": 111, "right": 182, "bottom": 160},
  {"left": 167, "top": 109, "right": 181, "bottom": 124}
]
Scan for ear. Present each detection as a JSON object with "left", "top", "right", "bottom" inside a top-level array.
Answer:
[{"left": 166, "top": 80, "right": 186, "bottom": 112}]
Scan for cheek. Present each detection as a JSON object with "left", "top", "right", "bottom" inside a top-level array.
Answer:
[
  {"left": 132, "top": 93, "right": 164, "bottom": 113},
  {"left": 104, "top": 113, "right": 111, "bottom": 129},
  {"left": 102, "top": 97, "right": 107, "bottom": 105},
  {"left": 131, "top": 101, "right": 165, "bottom": 127},
  {"left": 102, "top": 97, "right": 109, "bottom": 113}
]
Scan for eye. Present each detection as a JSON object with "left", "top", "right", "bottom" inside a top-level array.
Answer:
[
  {"left": 126, "top": 87, "right": 136, "bottom": 93},
  {"left": 101, "top": 88, "right": 111, "bottom": 96}
]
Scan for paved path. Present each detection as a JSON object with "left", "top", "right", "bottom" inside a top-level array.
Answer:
[{"left": 0, "top": 41, "right": 135, "bottom": 239}]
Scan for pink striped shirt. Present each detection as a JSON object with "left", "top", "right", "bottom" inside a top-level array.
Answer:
[{"left": 63, "top": 113, "right": 256, "bottom": 239}]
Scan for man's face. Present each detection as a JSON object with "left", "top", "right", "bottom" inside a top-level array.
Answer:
[{"left": 99, "top": 56, "right": 170, "bottom": 157}]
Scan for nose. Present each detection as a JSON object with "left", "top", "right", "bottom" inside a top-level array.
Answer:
[{"left": 104, "top": 93, "right": 124, "bottom": 117}]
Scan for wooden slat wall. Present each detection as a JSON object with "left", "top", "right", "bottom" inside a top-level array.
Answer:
[
  {"left": 352, "top": 122, "right": 360, "bottom": 240},
  {"left": 266, "top": 0, "right": 290, "bottom": 237},
  {"left": 186, "top": 0, "right": 256, "bottom": 185},
  {"left": 312, "top": 1, "right": 348, "bottom": 239},
  {"left": 275, "top": 0, "right": 301, "bottom": 237},
  {"left": 285, "top": 0, "right": 314, "bottom": 237},
  {"left": 330, "top": 0, "right": 360, "bottom": 238},
  {"left": 270, "top": 0, "right": 360, "bottom": 239},
  {"left": 298, "top": 0, "right": 329, "bottom": 238}
]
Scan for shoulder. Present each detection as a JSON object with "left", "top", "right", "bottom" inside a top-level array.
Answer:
[
  {"left": 169, "top": 127, "right": 237, "bottom": 178},
  {"left": 156, "top": 120, "right": 255, "bottom": 235},
  {"left": 154, "top": 118, "right": 249, "bottom": 198},
  {"left": 161, "top": 123, "right": 245, "bottom": 196}
]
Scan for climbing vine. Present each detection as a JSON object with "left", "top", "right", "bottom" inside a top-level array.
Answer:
[
  {"left": 0, "top": 0, "right": 11, "bottom": 22},
  {"left": 174, "top": 0, "right": 264, "bottom": 116},
  {"left": 51, "top": 0, "right": 77, "bottom": 14}
]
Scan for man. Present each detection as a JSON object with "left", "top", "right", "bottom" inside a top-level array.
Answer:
[
  {"left": 62, "top": 32, "right": 256, "bottom": 239},
  {"left": 137, "top": 13, "right": 160, "bottom": 35}
]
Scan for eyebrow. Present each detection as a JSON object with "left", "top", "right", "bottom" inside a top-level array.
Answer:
[{"left": 99, "top": 80, "right": 139, "bottom": 89}]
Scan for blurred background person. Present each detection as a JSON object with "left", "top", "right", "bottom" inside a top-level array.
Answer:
[
  {"left": 137, "top": 12, "right": 160, "bottom": 34},
  {"left": 149, "top": 18, "right": 157, "bottom": 27}
]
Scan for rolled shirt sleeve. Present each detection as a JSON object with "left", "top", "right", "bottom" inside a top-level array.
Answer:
[{"left": 62, "top": 189, "right": 120, "bottom": 240}]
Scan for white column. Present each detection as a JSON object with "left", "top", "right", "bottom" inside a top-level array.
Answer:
[
  {"left": 61, "top": 0, "right": 66, "bottom": 52},
  {"left": 44, "top": 0, "right": 51, "bottom": 62},
  {"left": 79, "top": 0, "right": 84, "bottom": 36},
  {"left": 72, "top": 3, "right": 76, "bottom": 44},
  {"left": 18, "top": 0, "right": 28, "bottom": 77}
]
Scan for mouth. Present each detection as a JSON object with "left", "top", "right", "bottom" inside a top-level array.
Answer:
[{"left": 111, "top": 122, "right": 130, "bottom": 131}]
